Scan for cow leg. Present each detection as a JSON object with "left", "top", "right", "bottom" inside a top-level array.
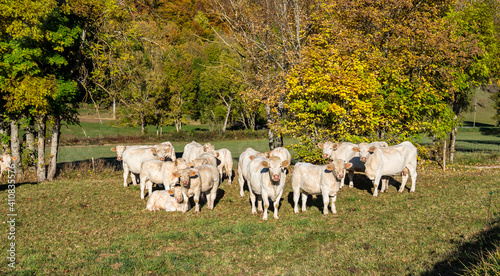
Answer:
[
  {"left": 193, "top": 191, "right": 201, "bottom": 213},
  {"left": 292, "top": 187, "right": 301, "bottom": 214},
  {"left": 273, "top": 190, "right": 284, "bottom": 220},
  {"left": 140, "top": 178, "right": 147, "bottom": 199},
  {"left": 147, "top": 180, "right": 153, "bottom": 198},
  {"left": 206, "top": 192, "right": 213, "bottom": 210},
  {"left": 372, "top": 175, "right": 382, "bottom": 197},
  {"left": 409, "top": 169, "right": 417, "bottom": 192},
  {"left": 348, "top": 170, "right": 355, "bottom": 188},
  {"left": 399, "top": 172, "right": 409, "bottom": 193},
  {"left": 322, "top": 190, "right": 330, "bottom": 215},
  {"left": 249, "top": 189, "right": 257, "bottom": 215},
  {"left": 262, "top": 191, "right": 269, "bottom": 221},
  {"left": 238, "top": 166, "right": 245, "bottom": 197},
  {"left": 330, "top": 194, "right": 337, "bottom": 214},
  {"left": 227, "top": 165, "right": 233, "bottom": 185},
  {"left": 123, "top": 164, "right": 130, "bottom": 187},
  {"left": 301, "top": 193, "right": 308, "bottom": 212},
  {"left": 381, "top": 177, "right": 389, "bottom": 193}
]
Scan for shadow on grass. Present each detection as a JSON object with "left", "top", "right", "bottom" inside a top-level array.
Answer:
[{"left": 421, "top": 219, "right": 500, "bottom": 276}]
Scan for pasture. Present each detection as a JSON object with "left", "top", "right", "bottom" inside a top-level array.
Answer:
[{"left": 1, "top": 126, "right": 499, "bottom": 275}]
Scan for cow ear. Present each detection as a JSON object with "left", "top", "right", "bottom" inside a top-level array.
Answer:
[
  {"left": 189, "top": 170, "right": 197, "bottom": 177},
  {"left": 173, "top": 171, "right": 180, "bottom": 178},
  {"left": 281, "top": 160, "right": 290, "bottom": 168},
  {"left": 12, "top": 156, "right": 17, "bottom": 161},
  {"left": 214, "top": 152, "right": 219, "bottom": 157},
  {"left": 265, "top": 152, "right": 270, "bottom": 158},
  {"left": 168, "top": 190, "right": 174, "bottom": 195},
  {"left": 151, "top": 148, "right": 157, "bottom": 155},
  {"left": 352, "top": 147, "right": 359, "bottom": 152},
  {"left": 318, "top": 143, "right": 324, "bottom": 149},
  {"left": 0, "top": 157, "right": 3, "bottom": 162},
  {"left": 369, "top": 146, "right": 376, "bottom": 153},
  {"left": 166, "top": 148, "right": 171, "bottom": 153},
  {"left": 111, "top": 147, "right": 117, "bottom": 152},
  {"left": 332, "top": 143, "right": 339, "bottom": 150},
  {"left": 260, "top": 161, "right": 269, "bottom": 168},
  {"left": 345, "top": 162, "right": 353, "bottom": 169},
  {"left": 325, "top": 164, "right": 334, "bottom": 171},
  {"left": 249, "top": 155, "right": 256, "bottom": 160}
]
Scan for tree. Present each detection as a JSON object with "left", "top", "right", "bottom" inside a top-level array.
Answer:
[
  {"left": 1, "top": 0, "right": 83, "bottom": 181},
  {"left": 209, "top": 0, "right": 316, "bottom": 149},
  {"left": 284, "top": 0, "right": 490, "bottom": 166}
]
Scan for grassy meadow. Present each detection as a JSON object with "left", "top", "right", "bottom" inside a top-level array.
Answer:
[{"left": 1, "top": 116, "right": 500, "bottom": 275}]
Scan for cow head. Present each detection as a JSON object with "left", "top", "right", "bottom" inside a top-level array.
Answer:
[
  {"left": 327, "top": 159, "right": 353, "bottom": 180},
  {"left": 354, "top": 142, "right": 376, "bottom": 163},
  {"left": 261, "top": 156, "right": 290, "bottom": 183},
  {"left": 112, "top": 146, "right": 127, "bottom": 161},
  {"left": 174, "top": 168, "right": 198, "bottom": 188},
  {"left": 318, "top": 141, "right": 339, "bottom": 159}
]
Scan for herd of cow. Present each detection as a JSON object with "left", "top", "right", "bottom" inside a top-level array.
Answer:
[{"left": 111, "top": 140, "right": 418, "bottom": 220}]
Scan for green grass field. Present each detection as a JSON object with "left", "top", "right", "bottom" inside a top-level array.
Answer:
[
  {"left": 1, "top": 156, "right": 499, "bottom": 275},
  {"left": 1, "top": 111, "right": 500, "bottom": 275}
]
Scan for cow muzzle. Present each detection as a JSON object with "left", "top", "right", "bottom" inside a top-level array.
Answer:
[
  {"left": 338, "top": 174, "right": 344, "bottom": 179},
  {"left": 272, "top": 174, "right": 280, "bottom": 181},
  {"left": 322, "top": 154, "right": 329, "bottom": 158},
  {"left": 360, "top": 157, "right": 367, "bottom": 163},
  {"left": 117, "top": 157, "right": 122, "bottom": 161}
]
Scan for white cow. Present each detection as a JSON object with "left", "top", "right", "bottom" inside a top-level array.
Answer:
[
  {"left": 139, "top": 159, "right": 185, "bottom": 199},
  {"left": 120, "top": 144, "right": 173, "bottom": 187},
  {"left": 292, "top": 159, "right": 352, "bottom": 214},
  {"left": 269, "top": 147, "right": 292, "bottom": 164},
  {"left": 182, "top": 141, "right": 216, "bottom": 162},
  {"left": 237, "top": 148, "right": 268, "bottom": 197},
  {"left": 0, "top": 154, "right": 15, "bottom": 176},
  {"left": 318, "top": 142, "right": 363, "bottom": 188},
  {"left": 174, "top": 164, "right": 220, "bottom": 213},
  {"left": 160, "top": 141, "right": 177, "bottom": 161},
  {"left": 146, "top": 186, "right": 188, "bottom": 212},
  {"left": 358, "top": 141, "right": 418, "bottom": 197},
  {"left": 247, "top": 156, "right": 290, "bottom": 220},
  {"left": 215, "top": 148, "right": 233, "bottom": 185}
]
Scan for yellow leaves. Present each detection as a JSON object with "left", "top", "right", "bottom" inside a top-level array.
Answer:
[{"left": 5, "top": 75, "right": 57, "bottom": 115}]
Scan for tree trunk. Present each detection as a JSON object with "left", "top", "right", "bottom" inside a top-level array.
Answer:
[
  {"left": 265, "top": 104, "right": 275, "bottom": 150},
  {"left": 442, "top": 138, "right": 447, "bottom": 172},
  {"left": 26, "top": 120, "right": 36, "bottom": 168},
  {"left": 37, "top": 116, "right": 47, "bottom": 182},
  {"left": 10, "top": 120, "right": 22, "bottom": 174},
  {"left": 449, "top": 127, "right": 457, "bottom": 163},
  {"left": 47, "top": 117, "right": 61, "bottom": 181},
  {"left": 222, "top": 102, "right": 231, "bottom": 132},
  {"left": 113, "top": 98, "right": 116, "bottom": 120}
]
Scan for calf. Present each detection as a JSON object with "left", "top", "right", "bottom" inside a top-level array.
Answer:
[
  {"left": 292, "top": 160, "right": 352, "bottom": 215},
  {"left": 120, "top": 144, "right": 173, "bottom": 187},
  {"left": 237, "top": 148, "right": 269, "bottom": 197},
  {"left": 247, "top": 156, "right": 290, "bottom": 220},
  {"left": 360, "top": 141, "right": 418, "bottom": 197},
  {"left": 216, "top": 148, "right": 233, "bottom": 185},
  {"left": 182, "top": 141, "right": 217, "bottom": 162},
  {"left": 173, "top": 164, "right": 220, "bottom": 213},
  {"left": 139, "top": 160, "right": 181, "bottom": 199},
  {"left": 318, "top": 142, "right": 363, "bottom": 188},
  {"left": 146, "top": 186, "right": 188, "bottom": 212}
]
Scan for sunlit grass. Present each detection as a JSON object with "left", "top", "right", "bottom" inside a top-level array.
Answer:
[{"left": 1, "top": 162, "right": 499, "bottom": 275}]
